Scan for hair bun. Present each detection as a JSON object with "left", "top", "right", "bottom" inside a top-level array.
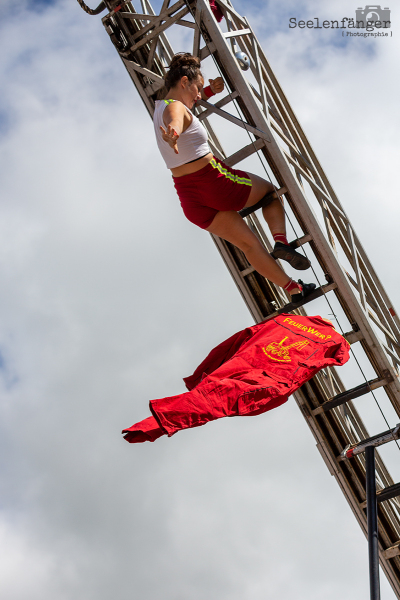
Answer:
[
  {"left": 164, "top": 53, "right": 203, "bottom": 91},
  {"left": 169, "top": 53, "right": 200, "bottom": 70}
]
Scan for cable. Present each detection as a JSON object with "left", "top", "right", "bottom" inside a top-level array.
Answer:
[{"left": 76, "top": 0, "right": 106, "bottom": 15}]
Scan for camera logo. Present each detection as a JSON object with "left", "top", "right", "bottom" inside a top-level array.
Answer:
[{"left": 355, "top": 5, "right": 391, "bottom": 28}]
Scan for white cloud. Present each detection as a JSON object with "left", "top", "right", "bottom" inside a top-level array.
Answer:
[{"left": 0, "top": 0, "right": 398, "bottom": 599}]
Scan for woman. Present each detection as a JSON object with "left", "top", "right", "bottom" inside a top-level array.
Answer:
[{"left": 154, "top": 53, "right": 315, "bottom": 301}]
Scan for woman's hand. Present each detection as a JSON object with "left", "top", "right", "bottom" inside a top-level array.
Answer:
[
  {"left": 160, "top": 124, "right": 180, "bottom": 154},
  {"left": 208, "top": 77, "right": 224, "bottom": 94}
]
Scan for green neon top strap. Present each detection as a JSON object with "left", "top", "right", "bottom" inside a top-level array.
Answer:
[{"left": 163, "top": 99, "right": 175, "bottom": 105}]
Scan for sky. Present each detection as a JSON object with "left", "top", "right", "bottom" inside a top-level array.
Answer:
[{"left": 0, "top": 0, "right": 399, "bottom": 599}]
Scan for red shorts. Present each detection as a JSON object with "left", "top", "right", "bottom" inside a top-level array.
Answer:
[{"left": 172, "top": 156, "right": 252, "bottom": 229}]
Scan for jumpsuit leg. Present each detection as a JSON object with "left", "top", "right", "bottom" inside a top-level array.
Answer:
[
  {"left": 150, "top": 378, "right": 245, "bottom": 436},
  {"left": 150, "top": 361, "right": 289, "bottom": 436},
  {"left": 123, "top": 415, "right": 165, "bottom": 443},
  {"left": 123, "top": 363, "right": 290, "bottom": 443}
]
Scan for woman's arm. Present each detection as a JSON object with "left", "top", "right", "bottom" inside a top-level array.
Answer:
[
  {"left": 160, "top": 101, "right": 191, "bottom": 154},
  {"left": 201, "top": 77, "right": 225, "bottom": 100}
]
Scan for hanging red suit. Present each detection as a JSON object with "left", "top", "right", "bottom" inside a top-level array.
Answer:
[{"left": 122, "top": 314, "right": 350, "bottom": 443}]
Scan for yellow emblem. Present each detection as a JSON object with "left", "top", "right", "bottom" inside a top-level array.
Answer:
[{"left": 262, "top": 337, "right": 309, "bottom": 363}]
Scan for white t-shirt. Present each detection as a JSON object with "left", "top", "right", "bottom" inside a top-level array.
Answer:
[{"left": 153, "top": 99, "right": 211, "bottom": 169}]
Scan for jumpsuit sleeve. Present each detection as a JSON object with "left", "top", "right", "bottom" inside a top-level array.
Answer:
[
  {"left": 183, "top": 326, "right": 256, "bottom": 390},
  {"left": 306, "top": 339, "right": 350, "bottom": 369}
]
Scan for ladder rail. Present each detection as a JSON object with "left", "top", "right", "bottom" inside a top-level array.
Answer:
[
  {"left": 196, "top": 0, "right": 400, "bottom": 411},
  {"left": 218, "top": 4, "right": 400, "bottom": 341}
]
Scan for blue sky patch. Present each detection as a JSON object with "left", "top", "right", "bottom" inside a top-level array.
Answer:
[{"left": 26, "top": 0, "right": 58, "bottom": 13}]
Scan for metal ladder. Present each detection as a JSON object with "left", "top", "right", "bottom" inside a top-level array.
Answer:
[{"left": 78, "top": 0, "right": 400, "bottom": 595}]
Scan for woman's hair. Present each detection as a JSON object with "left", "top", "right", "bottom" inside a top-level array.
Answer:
[{"left": 164, "top": 53, "right": 203, "bottom": 91}]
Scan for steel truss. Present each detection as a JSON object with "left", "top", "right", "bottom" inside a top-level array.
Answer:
[{"left": 91, "top": 0, "right": 400, "bottom": 594}]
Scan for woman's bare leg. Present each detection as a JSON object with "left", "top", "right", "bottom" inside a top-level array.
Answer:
[
  {"left": 206, "top": 210, "right": 292, "bottom": 290},
  {"left": 241, "top": 171, "right": 311, "bottom": 271},
  {"left": 242, "top": 172, "right": 287, "bottom": 237}
]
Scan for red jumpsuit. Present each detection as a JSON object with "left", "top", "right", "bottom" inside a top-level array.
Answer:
[{"left": 122, "top": 314, "right": 350, "bottom": 443}]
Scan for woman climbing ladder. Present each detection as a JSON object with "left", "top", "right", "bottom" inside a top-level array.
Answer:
[{"left": 155, "top": 53, "right": 315, "bottom": 300}]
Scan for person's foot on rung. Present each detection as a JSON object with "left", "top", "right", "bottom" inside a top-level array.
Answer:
[
  {"left": 284, "top": 279, "right": 316, "bottom": 304},
  {"left": 271, "top": 241, "right": 311, "bottom": 271}
]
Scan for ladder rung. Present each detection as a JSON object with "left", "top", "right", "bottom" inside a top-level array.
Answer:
[
  {"left": 198, "top": 91, "right": 239, "bottom": 122},
  {"left": 224, "top": 138, "right": 265, "bottom": 167},
  {"left": 312, "top": 375, "right": 391, "bottom": 415},
  {"left": 383, "top": 542, "right": 400, "bottom": 560},
  {"left": 240, "top": 265, "right": 255, "bottom": 277},
  {"left": 361, "top": 482, "right": 400, "bottom": 509},
  {"left": 344, "top": 329, "right": 364, "bottom": 344},
  {"left": 339, "top": 423, "right": 400, "bottom": 460},
  {"left": 377, "top": 481, "right": 400, "bottom": 503},
  {"left": 264, "top": 283, "right": 337, "bottom": 321},
  {"left": 199, "top": 42, "right": 216, "bottom": 61},
  {"left": 214, "top": 90, "right": 240, "bottom": 109},
  {"left": 289, "top": 234, "right": 312, "bottom": 249},
  {"left": 223, "top": 28, "right": 252, "bottom": 39}
]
